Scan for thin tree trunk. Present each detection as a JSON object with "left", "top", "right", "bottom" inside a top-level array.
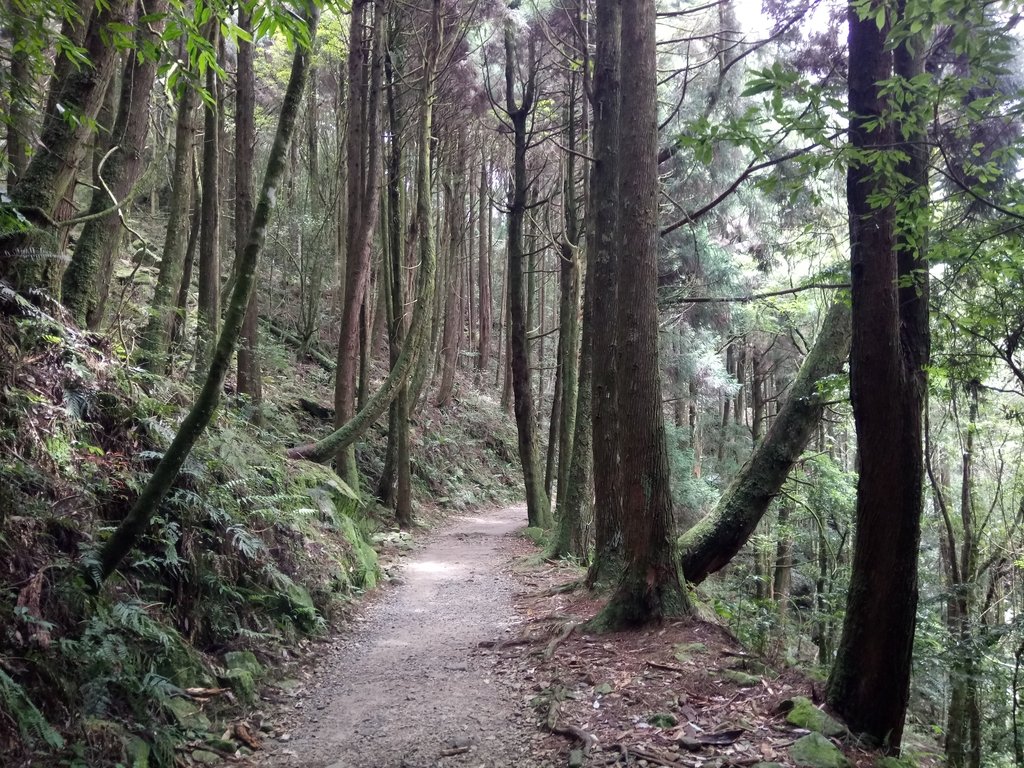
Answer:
[
  {"left": 477, "top": 149, "right": 492, "bottom": 375},
  {"left": 289, "top": 0, "right": 441, "bottom": 468},
  {"left": 140, "top": 84, "right": 196, "bottom": 371},
  {"left": 236, "top": 5, "right": 262, "bottom": 418},
  {"left": 504, "top": 25, "right": 550, "bottom": 528},
  {"left": 196, "top": 21, "right": 221, "bottom": 378}
]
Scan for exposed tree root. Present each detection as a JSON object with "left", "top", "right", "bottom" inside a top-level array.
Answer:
[
  {"left": 545, "top": 685, "right": 597, "bottom": 755},
  {"left": 537, "top": 578, "right": 584, "bottom": 595},
  {"left": 542, "top": 621, "right": 577, "bottom": 660}
]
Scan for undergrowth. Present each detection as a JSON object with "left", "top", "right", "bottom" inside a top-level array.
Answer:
[{"left": 0, "top": 290, "right": 520, "bottom": 766}]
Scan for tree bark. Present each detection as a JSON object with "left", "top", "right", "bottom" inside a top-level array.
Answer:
[
  {"left": 139, "top": 83, "right": 196, "bottom": 371},
  {"left": 333, "top": 0, "right": 385, "bottom": 487},
  {"left": 586, "top": 0, "right": 623, "bottom": 585},
  {"left": 196, "top": 21, "right": 222, "bottom": 377},
  {"left": 236, "top": 5, "right": 262, "bottom": 419},
  {"left": 63, "top": 0, "right": 166, "bottom": 327},
  {"left": 477, "top": 149, "right": 492, "bottom": 375},
  {"left": 504, "top": 24, "right": 551, "bottom": 528},
  {"left": 289, "top": 0, "right": 441, "bottom": 469},
  {"left": 0, "top": 0, "right": 130, "bottom": 294},
  {"left": 593, "top": 0, "right": 691, "bottom": 627},
  {"left": 826, "top": 2, "right": 930, "bottom": 749}
]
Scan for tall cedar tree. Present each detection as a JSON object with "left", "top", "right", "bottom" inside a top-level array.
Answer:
[
  {"left": 503, "top": 23, "right": 552, "bottom": 529},
  {"left": 826, "top": 1, "right": 930, "bottom": 749},
  {"left": 586, "top": 0, "right": 623, "bottom": 584},
  {"left": 592, "top": 0, "right": 692, "bottom": 627}
]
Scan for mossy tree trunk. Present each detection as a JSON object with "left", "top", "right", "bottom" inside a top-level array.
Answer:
[
  {"left": 96, "top": 5, "right": 320, "bottom": 583},
  {"left": 678, "top": 300, "right": 852, "bottom": 584},
  {"left": 195, "top": 20, "right": 222, "bottom": 378},
  {"left": 235, "top": 5, "right": 262, "bottom": 419},
  {"left": 586, "top": 0, "right": 623, "bottom": 586},
  {"left": 1, "top": 0, "right": 130, "bottom": 294},
  {"left": 139, "top": 82, "right": 196, "bottom": 371},
  {"left": 63, "top": 0, "right": 167, "bottom": 327},
  {"left": 591, "top": 0, "right": 692, "bottom": 628},
  {"left": 826, "top": 1, "right": 929, "bottom": 750}
]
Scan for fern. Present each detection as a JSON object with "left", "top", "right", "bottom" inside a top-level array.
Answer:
[{"left": 0, "top": 668, "right": 65, "bottom": 748}]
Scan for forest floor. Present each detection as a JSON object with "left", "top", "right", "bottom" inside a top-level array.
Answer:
[{"left": 235, "top": 504, "right": 939, "bottom": 768}]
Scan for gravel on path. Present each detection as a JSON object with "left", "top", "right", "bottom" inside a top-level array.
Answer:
[{"left": 254, "top": 505, "right": 541, "bottom": 768}]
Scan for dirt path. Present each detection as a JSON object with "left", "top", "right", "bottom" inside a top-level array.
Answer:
[{"left": 253, "top": 505, "right": 540, "bottom": 768}]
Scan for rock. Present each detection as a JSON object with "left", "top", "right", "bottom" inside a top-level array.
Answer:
[
  {"left": 165, "top": 697, "right": 211, "bottom": 732},
  {"left": 646, "top": 712, "right": 678, "bottom": 728},
  {"left": 205, "top": 738, "right": 237, "bottom": 753},
  {"left": 753, "top": 763, "right": 787, "bottom": 768},
  {"left": 784, "top": 697, "right": 846, "bottom": 737},
  {"left": 721, "top": 669, "right": 760, "bottom": 686},
  {"left": 125, "top": 735, "right": 150, "bottom": 768},
  {"left": 568, "top": 748, "right": 586, "bottom": 767},
  {"left": 594, "top": 682, "right": 614, "bottom": 695},
  {"left": 190, "top": 749, "right": 221, "bottom": 765},
  {"left": 220, "top": 668, "right": 257, "bottom": 703},
  {"left": 224, "top": 650, "right": 263, "bottom": 676},
  {"left": 790, "top": 733, "right": 850, "bottom": 768},
  {"left": 672, "top": 642, "right": 707, "bottom": 663}
]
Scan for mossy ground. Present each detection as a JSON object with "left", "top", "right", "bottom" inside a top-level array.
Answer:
[{"left": 0, "top": 292, "right": 521, "bottom": 766}]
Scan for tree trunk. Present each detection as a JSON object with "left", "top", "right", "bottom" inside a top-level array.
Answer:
[
  {"left": 1, "top": 0, "right": 130, "bottom": 294},
  {"left": 679, "top": 301, "right": 850, "bottom": 582},
  {"left": 826, "top": 2, "right": 930, "bottom": 749},
  {"left": 504, "top": 24, "right": 551, "bottom": 529},
  {"left": 477, "top": 149, "right": 492, "bottom": 375},
  {"left": 592, "top": 0, "right": 691, "bottom": 628},
  {"left": 139, "top": 84, "right": 196, "bottom": 371},
  {"left": 333, "top": 0, "right": 384, "bottom": 487},
  {"left": 236, "top": 5, "right": 262, "bottom": 419},
  {"left": 196, "top": 21, "right": 222, "bottom": 378},
  {"left": 586, "top": 0, "right": 624, "bottom": 586},
  {"left": 288, "top": 0, "right": 441, "bottom": 469},
  {"left": 96, "top": 7, "right": 319, "bottom": 582},
  {"left": 64, "top": 0, "right": 167, "bottom": 327}
]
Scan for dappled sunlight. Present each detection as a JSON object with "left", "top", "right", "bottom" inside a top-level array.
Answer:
[{"left": 406, "top": 560, "right": 463, "bottom": 576}]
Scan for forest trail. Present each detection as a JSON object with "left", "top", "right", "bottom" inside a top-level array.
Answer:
[{"left": 251, "top": 505, "right": 538, "bottom": 768}]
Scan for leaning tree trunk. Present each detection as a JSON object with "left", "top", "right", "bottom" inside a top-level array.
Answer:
[
  {"left": 678, "top": 300, "right": 851, "bottom": 583},
  {"left": 63, "top": 0, "right": 168, "bottom": 327},
  {"left": 592, "top": 0, "right": 691, "bottom": 628},
  {"left": 586, "top": 0, "right": 624, "bottom": 586},
  {"left": 826, "top": 1, "right": 929, "bottom": 750},
  {"left": 96, "top": 6, "right": 320, "bottom": 583}
]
